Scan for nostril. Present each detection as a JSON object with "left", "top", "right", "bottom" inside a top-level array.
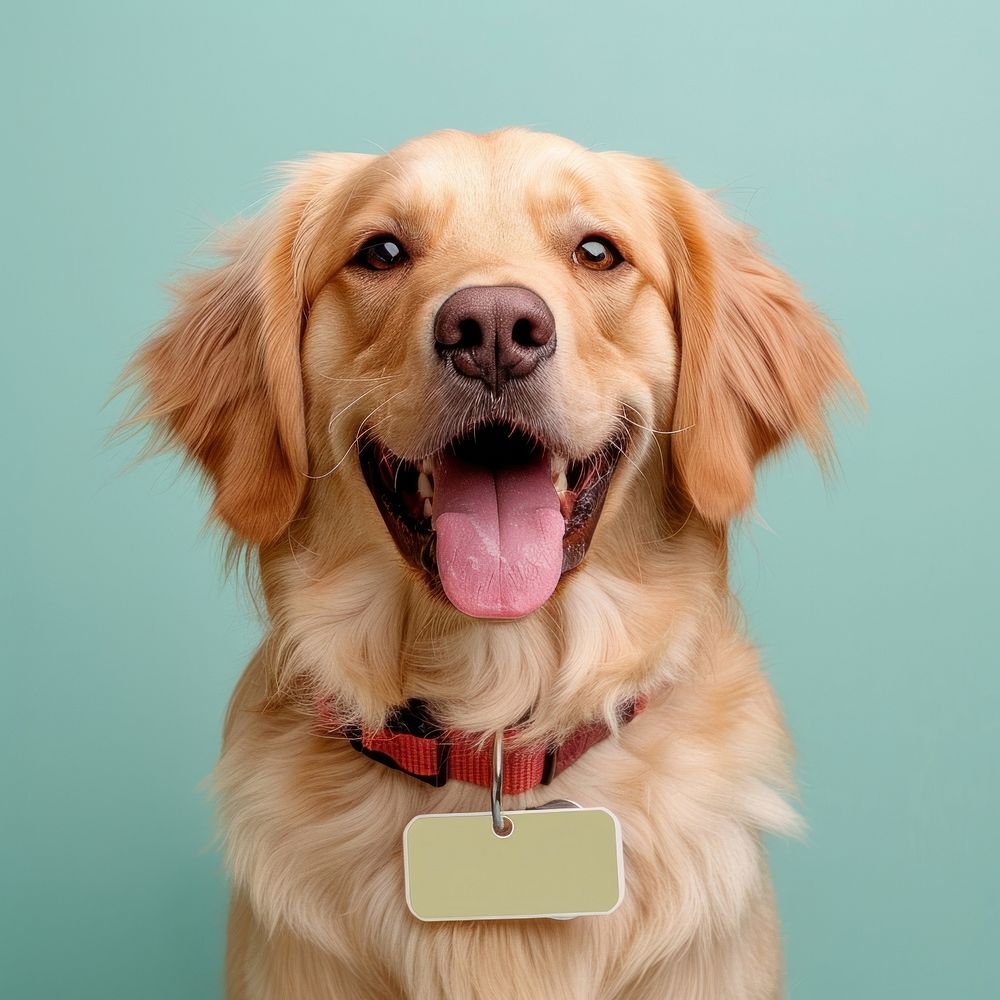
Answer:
[
  {"left": 433, "top": 286, "right": 555, "bottom": 386},
  {"left": 511, "top": 318, "right": 536, "bottom": 348},
  {"left": 456, "top": 318, "right": 482, "bottom": 349}
]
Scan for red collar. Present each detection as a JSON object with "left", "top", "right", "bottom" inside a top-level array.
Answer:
[{"left": 317, "top": 695, "right": 648, "bottom": 794}]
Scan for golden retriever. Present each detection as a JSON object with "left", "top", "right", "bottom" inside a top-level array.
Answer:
[{"left": 126, "top": 128, "right": 856, "bottom": 999}]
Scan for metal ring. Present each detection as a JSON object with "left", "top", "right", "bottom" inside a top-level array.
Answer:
[{"left": 491, "top": 731, "right": 512, "bottom": 837}]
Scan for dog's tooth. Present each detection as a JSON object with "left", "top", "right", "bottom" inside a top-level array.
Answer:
[
  {"left": 551, "top": 455, "right": 568, "bottom": 490},
  {"left": 423, "top": 456, "right": 435, "bottom": 477},
  {"left": 558, "top": 490, "right": 576, "bottom": 521},
  {"left": 417, "top": 472, "right": 433, "bottom": 499},
  {"left": 423, "top": 498, "right": 433, "bottom": 519}
]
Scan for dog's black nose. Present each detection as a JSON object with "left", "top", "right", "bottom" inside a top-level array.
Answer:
[{"left": 433, "top": 286, "right": 556, "bottom": 391}]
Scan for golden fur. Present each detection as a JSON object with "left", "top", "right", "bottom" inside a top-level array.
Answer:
[{"left": 126, "top": 128, "right": 856, "bottom": 999}]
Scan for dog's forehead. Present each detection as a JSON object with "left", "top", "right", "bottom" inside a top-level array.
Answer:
[
  {"left": 389, "top": 129, "right": 588, "bottom": 189},
  {"left": 373, "top": 130, "right": 620, "bottom": 241}
]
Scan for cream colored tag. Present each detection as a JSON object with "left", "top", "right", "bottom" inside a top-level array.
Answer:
[{"left": 403, "top": 807, "right": 624, "bottom": 921}]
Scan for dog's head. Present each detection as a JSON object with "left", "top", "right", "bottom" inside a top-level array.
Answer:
[{"left": 129, "top": 129, "right": 854, "bottom": 628}]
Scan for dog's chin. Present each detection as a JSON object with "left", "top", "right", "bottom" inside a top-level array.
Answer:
[{"left": 358, "top": 419, "right": 626, "bottom": 620}]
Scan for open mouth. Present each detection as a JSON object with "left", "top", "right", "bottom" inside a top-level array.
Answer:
[{"left": 359, "top": 421, "right": 625, "bottom": 619}]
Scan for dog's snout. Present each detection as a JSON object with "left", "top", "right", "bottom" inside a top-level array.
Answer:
[{"left": 433, "top": 286, "right": 555, "bottom": 391}]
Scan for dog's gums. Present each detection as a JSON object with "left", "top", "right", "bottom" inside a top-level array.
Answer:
[{"left": 359, "top": 421, "right": 625, "bottom": 618}]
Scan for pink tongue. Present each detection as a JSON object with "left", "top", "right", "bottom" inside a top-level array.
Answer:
[{"left": 431, "top": 451, "right": 564, "bottom": 619}]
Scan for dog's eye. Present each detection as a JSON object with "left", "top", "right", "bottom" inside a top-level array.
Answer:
[
  {"left": 353, "top": 236, "right": 408, "bottom": 272},
  {"left": 573, "top": 236, "right": 623, "bottom": 271}
]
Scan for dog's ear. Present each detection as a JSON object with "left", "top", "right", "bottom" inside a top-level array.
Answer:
[
  {"left": 124, "top": 154, "right": 370, "bottom": 544},
  {"left": 623, "top": 157, "right": 859, "bottom": 522}
]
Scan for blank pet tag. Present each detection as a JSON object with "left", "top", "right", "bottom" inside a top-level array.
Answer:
[{"left": 403, "top": 806, "right": 624, "bottom": 921}]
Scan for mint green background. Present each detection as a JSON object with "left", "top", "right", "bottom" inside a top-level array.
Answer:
[{"left": 2, "top": 2, "right": 997, "bottom": 997}]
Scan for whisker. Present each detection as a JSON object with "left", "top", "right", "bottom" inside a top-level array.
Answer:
[
  {"left": 325, "top": 384, "right": 388, "bottom": 437},
  {"left": 609, "top": 437, "right": 655, "bottom": 493},
  {"left": 307, "top": 390, "right": 405, "bottom": 480},
  {"left": 306, "top": 413, "right": 392, "bottom": 481},
  {"left": 638, "top": 502, "right": 696, "bottom": 545},
  {"left": 314, "top": 372, "right": 399, "bottom": 384},
  {"left": 284, "top": 522, "right": 324, "bottom": 582},
  {"left": 620, "top": 409, "right": 694, "bottom": 438}
]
